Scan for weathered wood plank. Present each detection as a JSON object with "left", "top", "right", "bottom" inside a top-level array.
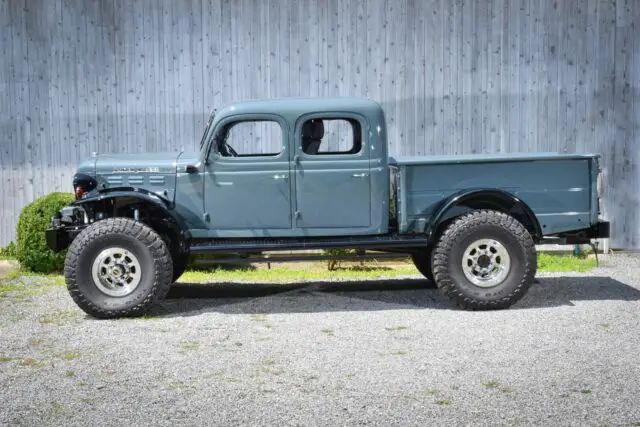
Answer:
[
  {"left": 0, "top": 0, "right": 12, "bottom": 244},
  {"left": 0, "top": 0, "right": 638, "bottom": 248}
]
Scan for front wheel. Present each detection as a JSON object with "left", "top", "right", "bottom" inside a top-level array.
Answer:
[
  {"left": 432, "top": 210, "right": 537, "bottom": 310},
  {"left": 64, "top": 218, "right": 173, "bottom": 318}
]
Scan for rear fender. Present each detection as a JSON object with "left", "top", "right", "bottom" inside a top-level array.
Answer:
[{"left": 424, "top": 188, "right": 542, "bottom": 244}]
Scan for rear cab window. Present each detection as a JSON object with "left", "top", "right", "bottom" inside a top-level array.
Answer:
[{"left": 300, "top": 118, "right": 362, "bottom": 155}]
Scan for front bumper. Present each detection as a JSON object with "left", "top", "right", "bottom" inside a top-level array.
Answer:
[
  {"left": 46, "top": 205, "right": 89, "bottom": 252},
  {"left": 45, "top": 226, "right": 87, "bottom": 252},
  {"left": 45, "top": 228, "right": 70, "bottom": 252}
]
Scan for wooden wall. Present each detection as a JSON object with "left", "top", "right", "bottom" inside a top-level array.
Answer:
[{"left": 0, "top": 0, "right": 638, "bottom": 247}]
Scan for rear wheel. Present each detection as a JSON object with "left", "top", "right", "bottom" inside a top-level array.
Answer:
[
  {"left": 64, "top": 218, "right": 173, "bottom": 318},
  {"left": 410, "top": 250, "right": 437, "bottom": 288},
  {"left": 432, "top": 210, "right": 537, "bottom": 310}
]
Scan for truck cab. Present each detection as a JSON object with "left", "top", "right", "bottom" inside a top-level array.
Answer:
[
  {"left": 175, "top": 98, "right": 390, "bottom": 238},
  {"left": 47, "top": 97, "right": 609, "bottom": 318}
]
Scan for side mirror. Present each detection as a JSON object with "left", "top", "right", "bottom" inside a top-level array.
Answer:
[{"left": 185, "top": 165, "right": 199, "bottom": 174}]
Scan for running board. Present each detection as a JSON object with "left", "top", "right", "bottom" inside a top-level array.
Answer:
[
  {"left": 189, "top": 235, "right": 427, "bottom": 254},
  {"left": 192, "top": 252, "right": 408, "bottom": 265}
]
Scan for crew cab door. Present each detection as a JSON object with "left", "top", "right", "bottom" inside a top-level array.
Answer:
[
  {"left": 203, "top": 116, "right": 292, "bottom": 233},
  {"left": 293, "top": 115, "right": 371, "bottom": 230}
]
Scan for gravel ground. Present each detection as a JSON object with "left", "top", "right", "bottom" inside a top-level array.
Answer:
[{"left": 1, "top": 254, "right": 639, "bottom": 426}]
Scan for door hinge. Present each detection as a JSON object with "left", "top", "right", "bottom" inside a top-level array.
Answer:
[{"left": 203, "top": 212, "right": 210, "bottom": 222}]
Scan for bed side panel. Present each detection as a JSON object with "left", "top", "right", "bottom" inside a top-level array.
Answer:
[{"left": 399, "top": 158, "right": 594, "bottom": 234}]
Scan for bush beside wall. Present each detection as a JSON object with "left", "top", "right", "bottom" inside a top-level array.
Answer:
[{"left": 16, "top": 192, "right": 74, "bottom": 273}]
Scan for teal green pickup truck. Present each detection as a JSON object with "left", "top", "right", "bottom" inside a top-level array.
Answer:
[{"left": 47, "top": 98, "right": 609, "bottom": 318}]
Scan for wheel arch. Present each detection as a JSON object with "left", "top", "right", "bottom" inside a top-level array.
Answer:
[
  {"left": 424, "top": 189, "right": 542, "bottom": 245},
  {"left": 75, "top": 188, "right": 190, "bottom": 248}
]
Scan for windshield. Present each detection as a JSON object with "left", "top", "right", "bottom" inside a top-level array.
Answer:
[{"left": 199, "top": 110, "right": 216, "bottom": 149}]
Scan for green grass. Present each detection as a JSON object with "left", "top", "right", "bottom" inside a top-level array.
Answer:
[
  {"left": 0, "top": 271, "right": 65, "bottom": 300},
  {"left": 259, "top": 364, "right": 284, "bottom": 376},
  {"left": 484, "top": 380, "right": 501, "bottom": 389},
  {"left": 1, "top": 270, "right": 64, "bottom": 282},
  {"left": 50, "top": 401, "right": 72, "bottom": 417},
  {"left": 21, "top": 358, "right": 45, "bottom": 368},
  {"left": 179, "top": 341, "right": 200, "bottom": 353},
  {"left": 59, "top": 351, "right": 81, "bottom": 361},
  {"left": 0, "top": 253, "right": 596, "bottom": 295},
  {"left": 321, "top": 328, "right": 334, "bottom": 336},
  {"left": 537, "top": 252, "right": 596, "bottom": 273},
  {"left": 167, "top": 380, "right": 187, "bottom": 390},
  {"left": 39, "top": 310, "right": 80, "bottom": 326},
  {"left": 179, "top": 264, "right": 419, "bottom": 284},
  {"left": 250, "top": 313, "right": 269, "bottom": 322},
  {"left": 178, "top": 253, "right": 595, "bottom": 284}
]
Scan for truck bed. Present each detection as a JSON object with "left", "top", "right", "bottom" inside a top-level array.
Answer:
[{"left": 390, "top": 153, "right": 600, "bottom": 236}]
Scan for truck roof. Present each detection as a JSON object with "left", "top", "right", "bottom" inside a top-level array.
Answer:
[{"left": 213, "top": 97, "right": 384, "bottom": 121}]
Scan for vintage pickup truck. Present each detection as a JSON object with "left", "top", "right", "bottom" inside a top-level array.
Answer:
[{"left": 46, "top": 98, "right": 609, "bottom": 318}]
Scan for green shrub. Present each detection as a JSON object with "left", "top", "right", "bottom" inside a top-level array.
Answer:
[
  {"left": 324, "top": 248, "right": 353, "bottom": 271},
  {"left": 16, "top": 192, "right": 74, "bottom": 273},
  {"left": 1, "top": 241, "right": 17, "bottom": 258}
]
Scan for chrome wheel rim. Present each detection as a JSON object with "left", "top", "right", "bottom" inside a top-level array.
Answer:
[
  {"left": 461, "top": 239, "right": 511, "bottom": 288},
  {"left": 91, "top": 247, "right": 142, "bottom": 297}
]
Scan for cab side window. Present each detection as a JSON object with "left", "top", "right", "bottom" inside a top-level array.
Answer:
[
  {"left": 218, "top": 120, "right": 282, "bottom": 157},
  {"left": 301, "top": 118, "right": 362, "bottom": 155}
]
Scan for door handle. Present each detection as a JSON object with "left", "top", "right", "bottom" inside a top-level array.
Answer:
[
  {"left": 352, "top": 173, "right": 368, "bottom": 178},
  {"left": 273, "top": 174, "right": 288, "bottom": 180}
]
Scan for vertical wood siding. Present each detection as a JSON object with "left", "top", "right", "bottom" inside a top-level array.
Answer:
[{"left": 0, "top": 0, "right": 638, "bottom": 247}]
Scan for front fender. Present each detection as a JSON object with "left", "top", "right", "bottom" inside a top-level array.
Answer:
[
  {"left": 424, "top": 188, "right": 542, "bottom": 244},
  {"left": 47, "top": 188, "right": 190, "bottom": 252},
  {"left": 74, "top": 187, "right": 189, "bottom": 236},
  {"left": 75, "top": 187, "right": 172, "bottom": 209}
]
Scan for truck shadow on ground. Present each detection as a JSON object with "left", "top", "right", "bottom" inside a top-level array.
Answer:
[{"left": 150, "top": 276, "right": 640, "bottom": 317}]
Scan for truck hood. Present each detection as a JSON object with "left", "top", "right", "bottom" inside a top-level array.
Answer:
[
  {"left": 83, "top": 151, "right": 186, "bottom": 202},
  {"left": 95, "top": 152, "right": 181, "bottom": 174}
]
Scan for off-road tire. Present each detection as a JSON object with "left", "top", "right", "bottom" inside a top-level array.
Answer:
[
  {"left": 64, "top": 218, "right": 173, "bottom": 318},
  {"left": 432, "top": 210, "right": 537, "bottom": 310},
  {"left": 158, "top": 233, "right": 189, "bottom": 282},
  {"left": 411, "top": 250, "right": 437, "bottom": 288}
]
